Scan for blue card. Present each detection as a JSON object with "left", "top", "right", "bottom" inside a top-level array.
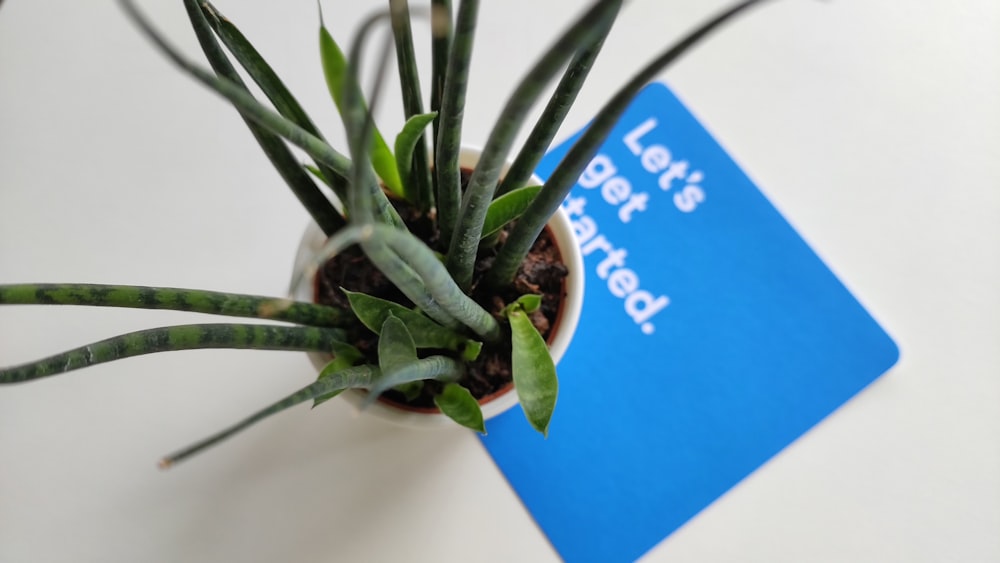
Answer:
[{"left": 480, "top": 82, "right": 899, "bottom": 563}]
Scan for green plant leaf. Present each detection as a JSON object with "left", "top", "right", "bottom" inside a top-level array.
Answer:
[
  {"left": 202, "top": 1, "right": 319, "bottom": 138},
  {"left": 0, "top": 283, "right": 349, "bottom": 327},
  {"left": 304, "top": 164, "right": 328, "bottom": 185},
  {"left": 378, "top": 226, "right": 501, "bottom": 342},
  {"left": 313, "top": 342, "right": 365, "bottom": 407},
  {"left": 389, "top": 0, "right": 433, "bottom": 209},
  {"left": 378, "top": 314, "right": 417, "bottom": 375},
  {"left": 161, "top": 363, "right": 381, "bottom": 468},
  {"left": 434, "top": 383, "right": 485, "bottom": 433},
  {"left": 319, "top": 24, "right": 404, "bottom": 198},
  {"left": 394, "top": 112, "right": 437, "bottom": 195},
  {"left": 433, "top": 0, "right": 478, "bottom": 244},
  {"left": 330, "top": 225, "right": 500, "bottom": 343},
  {"left": 462, "top": 340, "right": 483, "bottom": 362},
  {"left": 0, "top": 323, "right": 348, "bottom": 384},
  {"left": 359, "top": 239, "right": 458, "bottom": 328},
  {"left": 487, "top": 0, "right": 773, "bottom": 287},
  {"left": 506, "top": 304, "right": 557, "bottom": 436},
  {"left": 495, "top": 13, "right": 615, "bottom": 197},
  {"left": 363, "top": 355, "right": 463, "bottom": 408},
  {"left": 511, "top": 293, "right": 542, "bottom": 314},
  {"left": 429, "top": 0, "right": 452, "bottom": 152},
  {"left": 119, "top": 0, "right": 359, "bottom": 205},
  {"left": 344, "top": 289, "right": 471, "bottom": 351},
  {"left": 394, "top": 380, "right": 424, "bottom": 401},
  {"left": 293, "top": 224, "right": 462, "bottom": 333},
  {"left": 199, "top": 0, "right": 351, "bottom": 203},
  {"left": 182, "top": 0, "right": 345, "bottom": 235},
  {"left": 481, "top": 185, "right": 542, "bottom": 239},
  {"left": 445, "top": 0, "right": 624, "bottom": 291}
]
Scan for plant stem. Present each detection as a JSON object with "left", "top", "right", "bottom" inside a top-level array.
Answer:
[
  {"left": 487, "top": 0, "right": 774, "bottom": 287},
  {"left": 0, "top": 283, "right": 349, "bottom": 326}
]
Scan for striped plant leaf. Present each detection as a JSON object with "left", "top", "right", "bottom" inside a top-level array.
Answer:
[
  {"left": 120, "top": 0, "right": 351, "bottom": 176},
  {"left": 199, "top": 0, "right": 351, "bottom": 203},
  {"left": 0, "top": 324, "right": 348, "bottom": 384},
  {"left": 182, "top": 0, "right": 345, "bottom": 235},
  {"left": 445, "top": 0, "right": 624, "bottom": 291},
  {"left": 495, "top": 12, "right": 616, "bottom": 197},
  {"left": 161, "top": 363, "right": 382, "bottom": 468},
  {"left": 488, "top": 0, "right": 772, "bottom": 287},
  {"left": 434, "top": 0, "right": 479, "bottom": 244},
  {"left": 344, "top": 289, "right": 471, "bottom": 351},
  {"left": 312, "top": 342, "right": 365, "bottom": 407},
  {"left": 389, "top": 0, "right": 434, "bottom": 208},
  {"left": 362, "top": 355, "right": 463, "bottom": 408},
  {"left": 0, "top": 283, "right": 349, "bottom": 327},
  {"left": 429, "top": 0, "right": 452, "bottom": 152}
]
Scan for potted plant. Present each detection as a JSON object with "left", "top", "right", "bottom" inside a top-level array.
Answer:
[{"left": 0, "top": 0, "right": 771, "bottom": 467}]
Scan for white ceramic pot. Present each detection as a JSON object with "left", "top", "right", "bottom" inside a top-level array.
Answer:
[{"left": 290, "top": 147, "right": 583, "bottom": 428}]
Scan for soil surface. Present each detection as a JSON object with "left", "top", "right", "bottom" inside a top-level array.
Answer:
[{"left": 313, "top": 178, "right": 568, "bottom": 410}]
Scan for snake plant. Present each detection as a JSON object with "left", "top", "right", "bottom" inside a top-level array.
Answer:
[{"left": 0, "top": 0, "right": 773, "bottom": 467}]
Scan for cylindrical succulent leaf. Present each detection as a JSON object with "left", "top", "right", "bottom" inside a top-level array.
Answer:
[{"left": 0, "top": 324, "right": 348, "bottom": 384}]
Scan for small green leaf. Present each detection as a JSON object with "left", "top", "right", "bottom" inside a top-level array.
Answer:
[
  {"left": 319, "top": 24, "right": 404, "bottom": 198},
  {"left": 394, "top": 112, "right": 437, "bottom": 196},
  {"left": 481, "top": 185, "right": 543, "bottom": 239},
  {"left": 434, "top": 383, "right": 486, "bottom": 434},
  {"left": 378, "top": 314, "right": 417, "bottom": 375},
  {"left": 394, "top": 381, "right": 424, "bottom": 402},
  {"left": 501, "top": 293, "right": 542, "bottom": 316},
  {"left": 305, "top": 164, "right": 328, "bottom": 185},
  {"left": 345, "top": 289, "right": 471, "bottom": 351},
  {"left": 318, "top": 25, "right": 347, "bottom": 106},
  {"left": 506, "top": 305, "right": 558, "bottom": 436},
  {"left": 513, "top": 294, "right": 542, "bottom": 314},
  {"left": 462, "top": 340, "right": 483, "bottom": 362},
  {"left": 313, "top": 342, "right": 364, "bottom": 407}
]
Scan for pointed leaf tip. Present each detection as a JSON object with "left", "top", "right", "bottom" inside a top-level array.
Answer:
[{"left": 434, "top": 383, "right": 486, "bottom": 434}]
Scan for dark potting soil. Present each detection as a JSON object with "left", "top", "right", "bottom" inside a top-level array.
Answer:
[{"left": 313, "top": 187, "right": 568, "bottom": 410}]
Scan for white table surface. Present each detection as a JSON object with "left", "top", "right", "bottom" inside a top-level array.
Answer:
[{"left": 1, "top": 1, "right": 998, "bottom": 562}]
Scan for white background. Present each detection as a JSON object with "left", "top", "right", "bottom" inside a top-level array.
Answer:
[{"left": 1, "top": 1, "right": 998, "bottom": 562}]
